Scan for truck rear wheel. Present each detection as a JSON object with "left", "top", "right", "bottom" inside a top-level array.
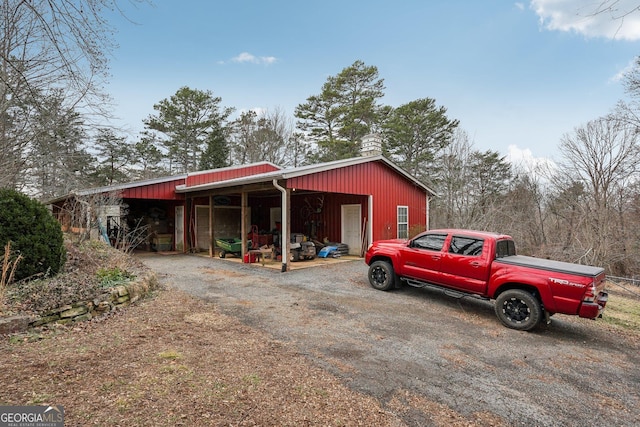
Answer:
[
  {"left": 495, "top": 289, "right": 542, "bottom": 331},
  {"left": 368, "top": 260, "right": 397, "bottom": 291}
]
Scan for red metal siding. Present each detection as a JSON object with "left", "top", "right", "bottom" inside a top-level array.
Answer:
[
  {"left": 122, "top": 179, "right": 185, "bottom": 200},
  {"left": 324, "top": 194, "right": 368, "bottom": 242},
  {"left": 287, "top": 193, "right": 368, "bottom": 243},
  {"left": 288, "top": 161, "right": 427, "bottom": 242},
  {"left": 186, "top": 163, "right": 280, "bottom": 187}
]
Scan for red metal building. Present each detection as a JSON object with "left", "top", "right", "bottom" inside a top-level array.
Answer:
[{"left": 50, "top": 156, "right": 434, "bottom": 268}]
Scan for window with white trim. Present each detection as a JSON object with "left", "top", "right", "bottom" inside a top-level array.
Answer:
[{"left": 397, "top": 206, "right": 408, "bottom": 238}]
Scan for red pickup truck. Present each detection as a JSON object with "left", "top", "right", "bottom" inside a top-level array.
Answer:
[{"left": 365, "top": 229, "right": 608, "bottom": 331}]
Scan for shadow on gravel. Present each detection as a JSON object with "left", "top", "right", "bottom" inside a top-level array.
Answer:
[{"left": 395, "top": 283, "right": 617, "bottom": 344}]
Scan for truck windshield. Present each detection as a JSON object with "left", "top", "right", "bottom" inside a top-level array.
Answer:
[{"left": 496, "top": 239, "right": 516, "bottom": 258}]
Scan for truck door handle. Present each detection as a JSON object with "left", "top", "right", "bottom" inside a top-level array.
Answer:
[{"left": 470, "top": 261, "right": 481, "bottom": 267}]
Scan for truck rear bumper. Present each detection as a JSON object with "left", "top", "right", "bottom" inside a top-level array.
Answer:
[{"left": 578, "top": 291, "right": 608, "bottom": 319}]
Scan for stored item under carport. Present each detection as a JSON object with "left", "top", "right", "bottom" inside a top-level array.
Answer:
[
  {"left": 216, "top": 238, "right": 243, "bottom": 258},
  {"left": 290, "top": 241, "right": 316, "bottom": 261},
  {"left": 318, "top": 246, "right": 338, "bottom": 258}
]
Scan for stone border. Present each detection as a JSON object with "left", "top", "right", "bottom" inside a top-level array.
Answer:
[{"left": 0, "top": 272, "right": 158, "bottom": 335}]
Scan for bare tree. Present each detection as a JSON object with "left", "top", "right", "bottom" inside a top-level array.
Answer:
[
  {"left": 430, "top": 129, "right": 474, "bottom": 228},
  {"left": 230, "top": 110, "right": 259, "bottom": 165},
  {"left": 430, "top": 128, "right": 515, "bottom": 234},
  {"left": 285, "top": 131, "right": 312, "bottom": 167},
  {"left": 230, "top": 108, "right": 296, "bottom": 166},
  {"left": 0, "top": 0, "right": 147, "bottom": 189},
  {"left": 560, "top": 116, "right": 638, "bottom": 212},
  {"left": 495, "top": 171, "right": 548, "bottom": 255},
  {"left": 585, "top": 1, "right": 640, "bottom": 20},
  {"left": 553, "top": 115, "right": 640, "bottom": 272}
]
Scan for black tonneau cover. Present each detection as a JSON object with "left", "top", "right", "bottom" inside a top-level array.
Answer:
[{"left": 495, "top": 255, "right": 604, "bottom": 278}]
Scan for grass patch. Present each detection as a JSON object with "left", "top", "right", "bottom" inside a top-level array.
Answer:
[
  {"left": 96, "top": 266, "right": 136, "bottom": 288},
  {"left": 158, "top": 350, "right": 182, "bottom": 360},
  {"left": 8, "top": 331, "right": 44, "bottom": 344},
  {"left": 601, "top": 293, "right": 640, "bottom": 332},
  {"left": 601, "top": 281, "right": 640, "bottom": 333},
  {"left": 242, "top": 373, "right": 261, "bottom": 386}
]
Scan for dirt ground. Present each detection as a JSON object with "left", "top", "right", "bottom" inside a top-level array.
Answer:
[
  {"left": 2, "top": 252, "right": 640, "bottom": 426},
  {"left": 0, "top": 283, "right": 398, "bottom": 426}
]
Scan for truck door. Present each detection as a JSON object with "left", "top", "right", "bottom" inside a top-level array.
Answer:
[
  {"left": 439, "top": 235, "right": 491, "bottom": 293},
  {"left": 399, "top": 232, "right": 447, "bottom": 284}
]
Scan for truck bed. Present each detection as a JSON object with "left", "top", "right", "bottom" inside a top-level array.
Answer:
[{"left": 495, "top": 255, "right": 604, "bottom": 278}]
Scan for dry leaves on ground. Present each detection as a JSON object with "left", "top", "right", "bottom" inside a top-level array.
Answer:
[{"left": 0, "top": 287, "right": 402, "bottom": 427}]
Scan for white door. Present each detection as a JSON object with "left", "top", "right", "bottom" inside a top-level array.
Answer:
[
  {"left": 195, "top": 205, "right": 210, "bottom": 251},
  {"left": 175, "top": 206, "right": 184, "bottom": 252},
  {"left": 341, "top": 204, "right": 362, "bottom": 256}
]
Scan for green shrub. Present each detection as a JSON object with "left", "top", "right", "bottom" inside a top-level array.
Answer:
[{"left": 0, "top": 189, "right": 66, "bottom": 281}]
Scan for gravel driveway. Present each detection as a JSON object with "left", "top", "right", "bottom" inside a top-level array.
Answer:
[{"left": 140, "top": 253, "right": 640, "bottom": 427}]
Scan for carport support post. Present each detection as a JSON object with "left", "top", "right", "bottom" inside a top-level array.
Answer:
[
  {"left": 241, "top": 191, "right": 248, "bottom": 259},
  {"left": 208, "top": 195, "right": 215, "bottom": 257},
  {"left": 186, "top": 196, "right": 193, "bottom": 252},
  {"left": 272, "top": 179, "right": 289, "bottom": 272}
]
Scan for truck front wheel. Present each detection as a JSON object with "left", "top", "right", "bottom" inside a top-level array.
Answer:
[
  {"left": 368, "top": 260, "right": 397, "bottom": 291},
  {"left": 495, "top": 289, "right": 542, "bottom": 331}
]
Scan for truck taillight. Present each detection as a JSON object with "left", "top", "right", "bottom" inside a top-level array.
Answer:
[{"left": 583, "top": 283, "right": 596, "bottom": 303}]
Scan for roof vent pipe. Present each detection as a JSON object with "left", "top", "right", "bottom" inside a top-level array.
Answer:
[{"left": 272, "top": 179, "right": 288, "bottom": 272}]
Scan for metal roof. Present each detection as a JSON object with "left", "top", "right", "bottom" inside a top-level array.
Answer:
[
  {"left": 44, "top": 174, "right": 189, "bottom": 204},
  {"left": 175, "top": 155, "right": 436, "bottom": 196},
  {"left": 44, "top": 161, "right": 279, "bottom": 204},
  {"left": 46, "top": 156, "right": 435, "bottom": 204}
]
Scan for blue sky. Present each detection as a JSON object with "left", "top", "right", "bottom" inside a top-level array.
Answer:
[{"left": 106, "top": 1, "right": 640, "bottom": 165}]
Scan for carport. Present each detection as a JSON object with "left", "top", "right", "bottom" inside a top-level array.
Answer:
[{"left": 176, "top": 156, "right": 433, "bottom": 272}]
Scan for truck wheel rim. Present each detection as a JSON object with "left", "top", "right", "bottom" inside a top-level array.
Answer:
[
  {"left": 503, "top": 297, "right": 530, "bottom": 322},
  {"left": 372, "top": 267, "right": 387, "bottom": 285}
]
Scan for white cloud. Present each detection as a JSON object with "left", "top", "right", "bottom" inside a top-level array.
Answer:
[
  {"left": 507, "top": 144, "right": 557, "bottom": 177},
  {"left": 229, "top": 52, "right": 277, "bottom": 65},
  {"left": 530, "top": 0, "right": 640, "bottom": 40},
  {"left": 609, "top": 59, "right": 636, "bottom": 83}
]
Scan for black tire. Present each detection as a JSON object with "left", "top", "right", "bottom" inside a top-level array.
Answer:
[
  {"left": 494, "top": 289, "right": 542, "bottom": 331},
  {"left": 368, "top": 260, "right": 397, "bottom": 291},
  {"left": 219, "top": 251, "right": 226, "bottom": 258}
]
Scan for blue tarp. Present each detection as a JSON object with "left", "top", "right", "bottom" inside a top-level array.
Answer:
[{"left": 318, "top": 246, "right": 338, "bottom": 258}]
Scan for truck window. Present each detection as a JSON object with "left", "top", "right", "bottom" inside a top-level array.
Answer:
[
  {"left": 496, "top": 239, "right": 516, "bottom": 258},
  {"left": 449, "top": 236, "right": 484, "bottom": 256},
  {"left": 411, "top": 233, "right": 447, "bottom": 251}
]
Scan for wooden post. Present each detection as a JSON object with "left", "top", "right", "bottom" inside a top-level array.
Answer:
[
  {"left": 209, "top": 195, "right": 214, "bottom": 257},
  {"left": 241, "top": 191, "right": 248, "bottom": 259}
]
